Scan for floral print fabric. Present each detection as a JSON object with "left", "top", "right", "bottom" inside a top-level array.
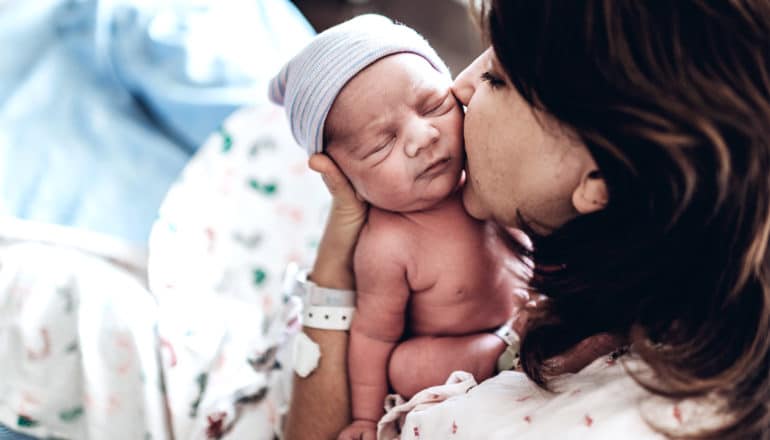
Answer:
[
  {"left": 0, "top": 228, "right": 167, "bottom": 439},
  {"left": 0, "top": 102, "right": 330, "bottom": 440},
  {"left": 148, "top": 103, "right": 330, "bottom": 439}
]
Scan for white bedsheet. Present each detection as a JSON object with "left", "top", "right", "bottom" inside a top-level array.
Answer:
[
  {"left": 0, "top": 219, "right": 167, "bottom": 439},
  {"left": 0, "top": 101, "right": 330, "bottom": 439}
]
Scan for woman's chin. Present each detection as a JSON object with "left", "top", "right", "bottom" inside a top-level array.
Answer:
[{"left": 461, "top": 185, "right": 488, "bottom": 220}]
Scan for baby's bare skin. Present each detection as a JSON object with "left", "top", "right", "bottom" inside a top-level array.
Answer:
[
  {"left": 362, "top": 194, "right": 514, "bottom": 338},
  {"left": 325, "top": 53, "right": 523, "bottom": 439},
  {"left": 348, "top": 191, "right": 517, "bottom": 425}
]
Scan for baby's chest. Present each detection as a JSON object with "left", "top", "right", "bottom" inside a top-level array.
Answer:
[
  {"left": 407, "top": 230, "right": 494, "bottom": 295},
  {"left": 405, "top": 235, "right": 511, "bottom": 335}
]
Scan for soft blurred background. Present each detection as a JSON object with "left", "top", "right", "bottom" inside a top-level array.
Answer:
[
  {"left": 293, "top": 0, "right": 483, "bottom": 73},
  {"left": 0, "top": 1, "right": 484, "bottom": 439},
  {"left": 0, "top": 0, "right": 482, "bottom": 245}
]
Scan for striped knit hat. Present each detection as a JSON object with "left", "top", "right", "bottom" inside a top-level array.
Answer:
[{"left": 268, "top": 14, "right": 450, "bottom": 156}]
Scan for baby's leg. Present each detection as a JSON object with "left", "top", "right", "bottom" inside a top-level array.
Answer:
[{"left": 388, "top": 333, "right": 506, "bottom": 398}]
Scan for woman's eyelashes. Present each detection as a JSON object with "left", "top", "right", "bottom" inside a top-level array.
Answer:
[{"left": 480, "top": 71, "right": 505, "bottom": 89}]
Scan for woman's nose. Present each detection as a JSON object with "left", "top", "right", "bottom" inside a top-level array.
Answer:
[
  {"left": 452, "top": 47, "right": 492, "bottom": 106},
  {"left": 405, "top": 121, "right": 440, "bottom": 157}
]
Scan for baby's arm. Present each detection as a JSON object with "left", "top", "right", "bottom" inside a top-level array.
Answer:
[{"left": 339, "top": 221, "right": 411, "bottom": 440}]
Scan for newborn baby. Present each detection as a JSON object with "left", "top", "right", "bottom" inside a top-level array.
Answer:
[{"left": 269, "top": 15, "right": 519, "bottom": 440}]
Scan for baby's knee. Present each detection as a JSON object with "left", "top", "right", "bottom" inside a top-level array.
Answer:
[{"left": 388, "top": 340, "right": 436, "bottom": 398}]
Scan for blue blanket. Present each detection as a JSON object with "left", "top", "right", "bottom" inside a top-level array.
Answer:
[{"left": 0, "top": 0, "right": 314, "bottom": 244}]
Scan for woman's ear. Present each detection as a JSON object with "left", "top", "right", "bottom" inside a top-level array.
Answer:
[{"left": 572, "top": 170, "right": 608, "bottom": 214}]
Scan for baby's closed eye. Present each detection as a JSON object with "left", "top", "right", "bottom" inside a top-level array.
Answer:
[
  {"left": 423, "top": 92, "right": 453, "bottom": 116},
  {"left": 364, "top": 135, "right": 395, "bottom": 160}
]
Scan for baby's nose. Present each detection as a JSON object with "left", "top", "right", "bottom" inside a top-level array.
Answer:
[{"left": 405, "top": 122, "right": 440, "bottom": 157}]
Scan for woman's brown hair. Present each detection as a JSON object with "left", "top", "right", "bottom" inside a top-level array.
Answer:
[{"left": 476, "top": 1, "right": 770, "bottom": 438}]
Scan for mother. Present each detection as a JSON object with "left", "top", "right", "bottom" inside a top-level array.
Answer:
[{"left": 285, "top": 1, "right": 770, "bottom": 438}]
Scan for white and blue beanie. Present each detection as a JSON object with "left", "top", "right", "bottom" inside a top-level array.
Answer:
[{"left": 268, "top": 14, "right": 450, "bottom": 156}]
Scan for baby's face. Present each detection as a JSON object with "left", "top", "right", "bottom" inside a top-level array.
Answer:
[{"left": 325, "top": 53, "right": 464, "bottom": 212}]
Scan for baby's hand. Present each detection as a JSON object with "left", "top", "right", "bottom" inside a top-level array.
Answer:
[{"left": 337, "top": 419, "right": 377, "bottom": 440}]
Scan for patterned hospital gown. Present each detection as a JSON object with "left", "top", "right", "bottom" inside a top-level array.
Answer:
[{"left": 380, "top": 352, "right": 727, "bottom": 439}]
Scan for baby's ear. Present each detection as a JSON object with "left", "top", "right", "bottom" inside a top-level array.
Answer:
[{"left": 572, "top": 170, "right": 608, "bottom": 214}]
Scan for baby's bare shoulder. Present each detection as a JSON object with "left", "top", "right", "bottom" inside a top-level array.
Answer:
[
  {"left": 356, "top": 208, "right": 415, "bottom": 264},
  {"left": 362, "top": 208, "right": 414, "bottom": 239}
]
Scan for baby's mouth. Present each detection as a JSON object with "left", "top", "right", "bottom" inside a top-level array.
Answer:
[{"left": 419, "top": 157, "right": 451, "bottom": 178}]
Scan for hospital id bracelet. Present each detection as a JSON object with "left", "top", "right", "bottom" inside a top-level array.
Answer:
[
  {"left": 283, "top": 263, "right": 356, "bottom": 330},
  {"left": 495, "top": 321, "right": 522, "bottom": 371},
  {"left": 302, "top": 305, "right": 355, "bottom": 330}
]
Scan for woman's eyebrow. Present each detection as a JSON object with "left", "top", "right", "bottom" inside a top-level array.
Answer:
[
  {"left": 489, "top": 55, "right": 508, "bottom": 79},
  {"left": 487, "top": 56, "right": 497, "bottom": 71}
]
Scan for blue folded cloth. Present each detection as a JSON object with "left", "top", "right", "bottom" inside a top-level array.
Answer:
[
  {"left": 0, "top": 425, "right": 37, "bottom": 440},
  {"left": 0, "top": 0, "right": 314, "bottom": 244}
]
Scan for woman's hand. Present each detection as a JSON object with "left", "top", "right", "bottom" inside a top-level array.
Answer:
[
  {"left": 307, "top": 153, "right": 368, "bottom": 288},
  {"left": 284, "top": 154, "right": 368, "bottom": 440}
]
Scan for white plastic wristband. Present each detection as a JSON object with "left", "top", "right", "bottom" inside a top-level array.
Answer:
[
  {"left": 494, "top": 321, "right": 522, "bottom": 371},
  {"left": 283, "top": 263, "right": 356, "bottom": 330},
  {"left": 495, "top": 322, "right": 520, "bottom": 347},
  {"left": 301, "top": 280, "right": 355, "bottom": 308},
  {"left": 292, "top": 332, "right": 321, "bottom": 377},
  {"left": 302, "top": 305, "right": 356, "bottom": 330}
]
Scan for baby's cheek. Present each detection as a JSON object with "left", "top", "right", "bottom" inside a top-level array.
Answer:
[
  {"left": 444, "top": 108, "right": 465, "bottom": 148},
  {"left": 378, "top": 167, "right": 407, "bottom": 189},
  {"left": 358, "top": 170, "right": 403, "bottom": 206},
  {"left": 340, "top": 171, "right": 377, "bottom": 207}
]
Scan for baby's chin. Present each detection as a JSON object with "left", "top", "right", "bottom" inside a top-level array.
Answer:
[
  {"left": 412, "top": 175, "right": 465, "bottom": 211},
  {"left": 365, "top": 164, "right": 464, "bottom": 212},
  {"left": 371, "top": 182, "right": 458, "bottom": 213}
]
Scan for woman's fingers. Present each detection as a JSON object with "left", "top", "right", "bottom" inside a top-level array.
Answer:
[
  {"left": 309, "top": 154, "right": 356, "bottom": 200},
  {"left": 506, "top": 227, "right": 533, "bottom": 250},
  {"left": 309, "top": 153, "right": 367, "bottom": 227},
  {"left": 307, "top": 154, "right": 368, "bottom": 290}
]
